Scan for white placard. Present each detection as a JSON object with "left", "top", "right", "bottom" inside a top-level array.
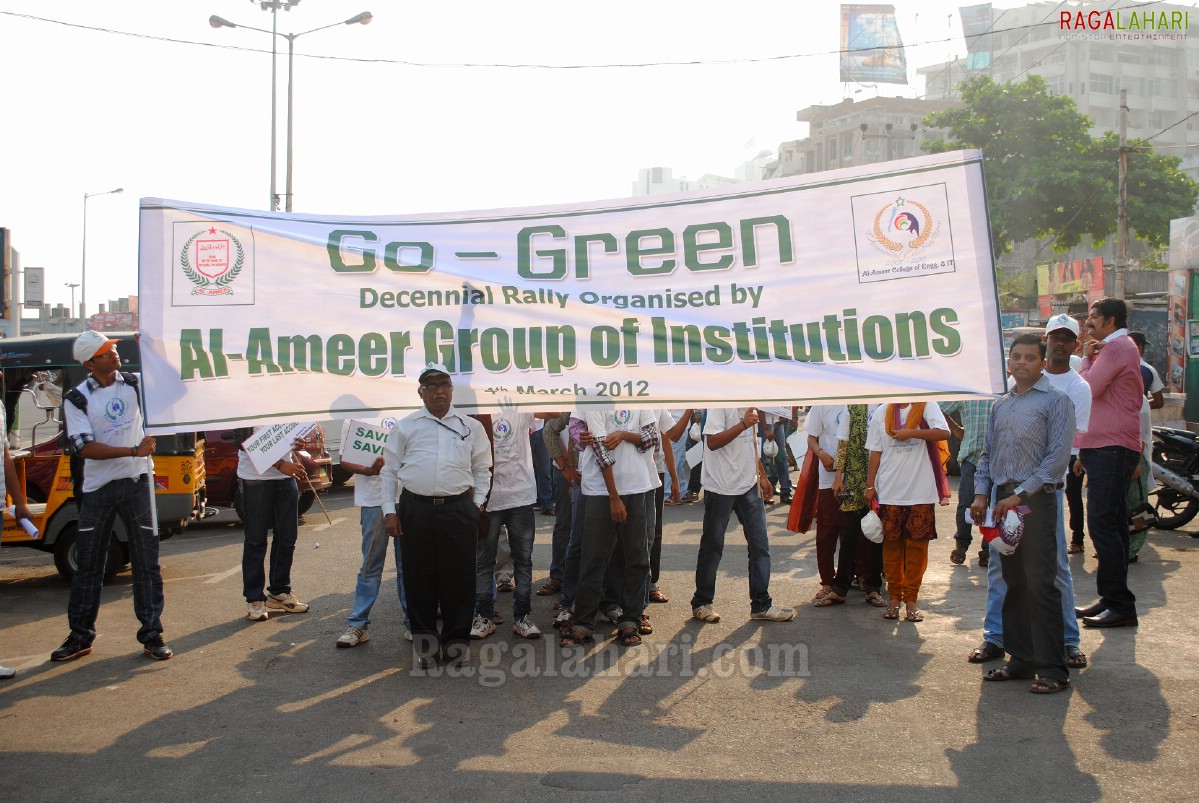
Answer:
[
  {"left": 340, "top": 419, "right": 392, "bottom": 467},
  {"left": 242, "top": 422, "right": 316, "bottom": 474},
  {"left": 787, "top": 430, "right": 808, "bottom": 461}
]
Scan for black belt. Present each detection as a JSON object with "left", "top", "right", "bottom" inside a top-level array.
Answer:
[{"left": 402, "top": 489, "right": 471, "bottom": 506}]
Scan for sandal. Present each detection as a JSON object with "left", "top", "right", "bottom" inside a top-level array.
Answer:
[
  {"left": 813, "top": 585, "right": 832, "bottom": 602},
  {"left": 1066, "top": 646, "right": 1088, "bottom": 668},
  {"left": 984, "top": 665, "right": 1034, "bottom": 682},
  {"left": 648, "top": 590, "right": 669, "bottom": 604},
  {"left": 904, "top": 606, "right": 924, "bottom": 622},
  {"left": 560, "top": 629, "right": 593, "bottom": 647},
  {"left": 814, "top": 591, "right": 847, "bottom": 608},
  {"left": 967, "top": 642, "right": 1005, "bottom": 663},
  {"left": 883, "top": 604, "right": 901, "bottom": 620},
  {"left": 864, "top": 592, "right": 888, "bottom": 608},
  {"left": 616, "top": 626, "right": 642, "bottom": 647},
  {"left": 638, "top": 614, "right": 654, "bottom": 635},
  {"left": 1067, "top": 543, "right": 1084, "bottom": 554},
  {"left": 949, "top": 547, "right": 966, "bottom": 565},
  {"left": 1029, "top": 677, "right": 1070, "bottom": 694}
]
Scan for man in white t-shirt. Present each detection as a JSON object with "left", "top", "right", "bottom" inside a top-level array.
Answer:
[
  {"left": 561, "top": 410, "right": 659, "bottom": 646},
  {"left": 690, "top": 407, "right": 794, "bottom": 623},
  {"left": 335, "top": 418, "right": 410, "bottom": 648}
]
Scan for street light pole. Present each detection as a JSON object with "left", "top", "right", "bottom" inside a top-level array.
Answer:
[
  {"left": 65, "top": 282, "right": 79, "bottom": 316},
  {"left": 81, "top": 187, "right": 123, "bottom": 321},
  {"left": 209, "top": 10, "right": 371, "bottom": 213}
]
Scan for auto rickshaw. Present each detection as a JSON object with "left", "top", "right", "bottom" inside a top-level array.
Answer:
[{"left": 1, "top": 333, "right": 207, "bottom": 581}]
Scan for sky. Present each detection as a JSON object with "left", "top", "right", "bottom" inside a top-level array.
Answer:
[{"left": 0, "top": 0, "right": 1022, "bottom": 313}]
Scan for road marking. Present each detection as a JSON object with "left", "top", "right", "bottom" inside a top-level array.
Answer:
[
  {"left": 309, "top": 517, "right": 346, "bottom": 532},
  {"left": 203, "top": 565, "right": 242, "bottom": 584}
]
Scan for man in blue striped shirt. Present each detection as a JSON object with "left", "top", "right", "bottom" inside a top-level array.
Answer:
[{"left": 972, "top": 334, "right": 1075, "bottom": 694}]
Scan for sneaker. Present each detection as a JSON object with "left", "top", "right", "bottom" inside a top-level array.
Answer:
[
  {"left": 470, "top": 613, "right": 496, "bottom": 639},
  {"left": 247, "top": 601, "right": 269, "bottom": 621},
  {"left": 143, "top": 637, "right": 174, "bottom": 660},
  {"left": 266, "top": 592, "right": 309, "bottom": 614},
  {"left": 337, "top": 626, "right": 369, "bottom": 648},
  {"left": 51, "top": 636, "right": 93, "bottom": 662},
  {"left": 0, "top": 665, "right": 15, "bottom": 679},
  {"left": 692, "top": 604, "right": 721, "bottom": 623},
  {"left": 513, "top": 615, "right": 542, "bottom": 639},
  {"left": 751, "top": 606, "right": 796, "bottom": 622},
  {"left": 602, "top": 606, "right": 623, "bottom": 625},
  {"left": 497, "top": 577, "right": 515, "bottom": 593}
]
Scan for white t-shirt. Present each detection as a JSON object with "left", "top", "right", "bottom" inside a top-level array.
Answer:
[
  {"left": 485, "top": 410, "right": 537, "bottom": 512},
  {"left": 1042, "top": 369, "right": 1091, "bottom": 458},
  {"left": 804, "top": 404, "right": 846, "bottom": 489},
  {"left": 580, "top": 409, "right": 660, "bottom": 497},
  {"left": 865, "top": 402, "right": 948, "bottom": 505},
  {"left": 836, "top": 404, "right": 882, "bottom": 441},
  {"left": 64, "top": 373, "right": 154, "bottom": 493},
  {"left": 701, "top": 407, "right": 760, "bottom": 496}
]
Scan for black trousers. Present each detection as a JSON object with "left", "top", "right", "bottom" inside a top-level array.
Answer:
[
  {"left": 1066, "top": 455, "right": 1085, "bottom": 545},
  {"left": 398, "top": 490, "right": 478, "bottom": 658},
  {"left": 1000, "top": 488, "right": 1067, "bottom": 682}
]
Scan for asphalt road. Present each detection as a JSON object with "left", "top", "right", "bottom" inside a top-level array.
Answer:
[{"left": 1, "top": 481, "right": 1197, "bottom": 802}]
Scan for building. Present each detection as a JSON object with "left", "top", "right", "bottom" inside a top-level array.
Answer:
[
  {"left": 631, "top": 167, "right": 740, "bottom": 197},
  {"left": 918, "top": 0, "right": 1199, "bottom": 180},
  {"left": 761, "top": 96, "right": 959, "bottom": 180}
]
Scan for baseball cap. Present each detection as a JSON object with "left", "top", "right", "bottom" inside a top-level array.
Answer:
[
  {"left": 73, "top": 330, "right": 121, "bottom": 364},
  {"left": 1044, "top": 313, "right": 1079, "bottom": 338},
  {"left": 1128, "top": 331, "right": 1148, "bottom": 348},
  {"left": 417, "top": 362, "right": 451, "bottom": 384}
]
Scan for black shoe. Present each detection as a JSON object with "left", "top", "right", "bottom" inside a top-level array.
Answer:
[
  {"left": 977, "top": 551, "right": 989, "bottom": 568},
  {"left": 1082, "top": 609, "right": 1138, "bottom": 628},
  {"left": 1075, "top": 601, "right": 1107, "bottom": 619},
  {"left": 780, "top": 494, "right": 792, "bottom": 504},
  {"left": 51, "top": 636, "right": 93, "bottom": 662},
  {"left": 143, "top": 637, "right": 174, "bottom": 661}
]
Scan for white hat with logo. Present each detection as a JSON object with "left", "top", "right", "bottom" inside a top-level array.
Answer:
[
  {"left": 1044, "top": 314, "right": 1079, "bottom": 338},
  {"left": 73, "top": 330, "right": 121, "bottom": 364}
]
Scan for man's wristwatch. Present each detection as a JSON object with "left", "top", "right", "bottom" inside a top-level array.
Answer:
[{"left": 1013, "top": 486, "right": 1030, "bottom": 501}]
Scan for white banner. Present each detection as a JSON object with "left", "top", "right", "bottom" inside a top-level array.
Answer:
[{"left": 138, "top": 150, "right": 1003, "bottom": 433}]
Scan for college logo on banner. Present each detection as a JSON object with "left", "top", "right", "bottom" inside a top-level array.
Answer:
[
  {"left": 172, "top": 221, "right": 255, "bottom": 306},
  {"left": 851, "top": 184, "right": 954, "bottom": 284}
]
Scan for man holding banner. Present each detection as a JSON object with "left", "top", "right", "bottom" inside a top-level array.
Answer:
[
  {"left": 383, "top": 363, "right": 492, "bottom": 666},
  {"left": 237, "top": 427, "right": 311, "bottom": 622}
]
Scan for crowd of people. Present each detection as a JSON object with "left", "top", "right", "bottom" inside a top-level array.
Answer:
[{"left": 21, "top": 298, "right": 1158, "bottom": 696}]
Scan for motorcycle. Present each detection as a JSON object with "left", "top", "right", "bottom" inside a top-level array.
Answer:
[{"left": 1149, "top": 425, "right": 1199, "bottom": 533}]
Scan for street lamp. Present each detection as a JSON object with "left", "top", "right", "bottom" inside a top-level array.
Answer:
[
  {"left": 209, "top": 9, "right": 372, "bottom": 212},
  {"left": 81, "top": 187, "right": 123, "bottom": 321},
  {"left": 65, "top": 282, "right": 79, "bottom": 316}
]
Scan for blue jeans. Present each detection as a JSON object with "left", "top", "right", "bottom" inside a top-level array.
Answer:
[
  {"left": 240, "top": 477, "right": 299, "bottom": 602},
  {"left": 347, "top": 506, "right": 409, "bottom": 630},
  {"left": 476, "top": 504, "right": 535, "bottom": 620},
  {"left": 549, "top": 467, "right": 573, "bottom": 584},
  {"left": 1079, "top": 445, "right": 1139, "bottom": 615},
  {"left": 663, "top": 432, "right": 689, "bottom": 498},
  {"left": 67, "top": 474, "right": 163, "bottom": 645},
  {"left": 954, "top": 459, "right": 977, "bottom": 548},
  {"left": 762, "top": 421, "right": 792, "bottom": 495},
  {"left": 691, "top": 484, "right": 773, "bottom": 613},
  {"left": 982, "top": 489, "right": 1080, "bottom": 649}
]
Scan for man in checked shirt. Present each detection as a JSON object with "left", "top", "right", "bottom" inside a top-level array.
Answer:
[{"left": 972, "top": 334, "right": 1074, "bottom": 694}]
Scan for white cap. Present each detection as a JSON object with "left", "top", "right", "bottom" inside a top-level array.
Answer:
[
  {"left": 73, "top": 330, "right": 121, "bottom": 364},
  {"left": 1044, "top": 314, "right": 1079, "bottom": 338},
  {"left": 417, "top": 362, "right": 451, "bottom": 383}
]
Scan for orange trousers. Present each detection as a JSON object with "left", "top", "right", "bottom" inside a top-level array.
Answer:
[{"left": 882, "top": 538, "right": 930, "bottom": 605}]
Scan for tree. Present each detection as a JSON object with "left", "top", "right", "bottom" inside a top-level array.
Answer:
[{"left": 923, "top": 75, "right": 1199, "bottom": 259}]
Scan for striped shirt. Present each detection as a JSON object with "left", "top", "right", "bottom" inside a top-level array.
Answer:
[
  {"left": 975, "top": 373, "right": 1075, "bottom": 500},
  {"left": 939, "top": 399, "right": 993, "bottom": 465},
  {"left": 1078, "top": 329, "right": 1143, "bottom": 453}
]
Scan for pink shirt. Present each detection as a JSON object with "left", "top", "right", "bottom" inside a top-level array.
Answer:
[{"left": 1077, "top": 330, "right": 1143, "bottom": 453}]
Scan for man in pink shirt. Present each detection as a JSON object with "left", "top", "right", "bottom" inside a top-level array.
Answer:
[{"left": 1076, "top": 297, "right": 1143, "bottom": 628}]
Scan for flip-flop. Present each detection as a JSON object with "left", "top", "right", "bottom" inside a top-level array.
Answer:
[
  {"left": 1066, "top": 646, "right": 1088, "bottom": 668},
  {"left": 905, "top": 608, "right": 925, "bottom": 622},
  {"left": 883, "top": 605, "right": 901, "bottom": 620},
  {"left": 814, "top": 592, "right": 847, "bottom": 608},
  {"left": 984, "top": 665, "right": 1034, "bottom": 682},
  {"left": 864, "top": 592, "right": 888, "bottom": 608},
  {"left": 1029, "top": 677, "right": 1070, "bottom": 694}
]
